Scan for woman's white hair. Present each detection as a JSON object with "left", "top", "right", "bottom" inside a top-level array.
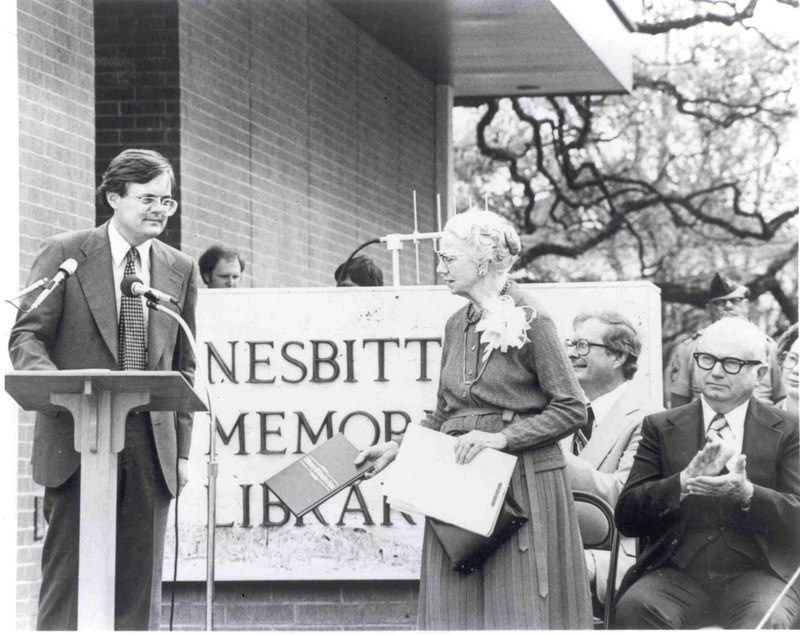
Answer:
[{"left": 444, "top": 209, "right": 521, "bottom": 274}]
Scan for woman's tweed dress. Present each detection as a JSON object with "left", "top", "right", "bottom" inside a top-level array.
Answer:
[{"left": 416, "top": 282, "right": 593, "bottom": 629}]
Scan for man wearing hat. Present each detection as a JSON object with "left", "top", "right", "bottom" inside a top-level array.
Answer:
[{"left": 667, "top": 272, "right": 783, "bottom": 407}]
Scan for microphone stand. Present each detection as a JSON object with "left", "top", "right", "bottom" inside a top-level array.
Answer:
[{"left": 147, "top": 300, "right": 217, "bottom": 631}]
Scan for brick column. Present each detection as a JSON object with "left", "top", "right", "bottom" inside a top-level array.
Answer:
[{"left": 95, "top": 0, "right": 181, "bottom": 249}]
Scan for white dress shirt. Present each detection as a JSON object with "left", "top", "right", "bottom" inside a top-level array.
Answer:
[
  {"left": 699, "top": 395, "right": 748, "bottom": 455},
  {"left": 589, "top": 380, "right": 631, "bottom": 431},
  {"left": 108, "top": 219, "right": 152, "bottom": 339},
  {"left": 700, "top": 396, "right": 749, "bottom": 472}
]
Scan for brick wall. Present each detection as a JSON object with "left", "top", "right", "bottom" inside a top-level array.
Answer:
[
  {"left": 162, "top": 0, "right": 437, "bottom": 626},
  {"left": 94, "top": 0, "right": 181, "bottom": 248},
  {"left": 16, "top": 0, "right": 95, "bottom": 628},
  {"left": 162, "top": 581, "right": 419, "bottom": 631},
  {"left": 178, "top": 0, "right": 438, "bottom": 288},
  {"left": 16, "top": 0, "right": 438, "bottom": 628}
]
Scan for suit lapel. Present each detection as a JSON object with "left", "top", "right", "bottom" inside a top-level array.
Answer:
[
  {"left": 75, "top": 223, "right": 119, "bottom": 364},
  {"left": 661, "top": 401, "right": 705, "bottom": 475},
  {"left": 147, "top": 240, "right": 183, "bottom": 369},
  {"left": 742, "top": 399, "right": 783, "bottom": 488},
  {"left": 581, "top": 387, "right": 639, "bottom": 467}
]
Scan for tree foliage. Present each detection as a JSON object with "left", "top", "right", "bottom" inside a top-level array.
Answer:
[{"left": 454, "top": 0, "right": 798, "bottom": 348}]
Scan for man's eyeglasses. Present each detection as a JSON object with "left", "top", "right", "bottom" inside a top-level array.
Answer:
[
  {"left": 779, "top": 351, "right": 799, "bottom": 371},
  {"left": 564, "top": 338, "right": 611, "bottom": 357},
  {"left": 708, "top": 296, "right": 747, "bottom": 309},
  {"left": 693, "top": 352, "right": 761, "bottom": 375},
  {"left": 127, "top": 195, "right": 179, "bottom": 216}
]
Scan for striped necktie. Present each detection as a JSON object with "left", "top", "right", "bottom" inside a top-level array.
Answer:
[
  {"left": 572, "top": 404, "right": 595, "bottom": 456},
  {"left": 118, "top": 247, "right": 147, "bottom": 370},
  {"left": 707, "top": 412, "right": 733, "bottom": 442}
]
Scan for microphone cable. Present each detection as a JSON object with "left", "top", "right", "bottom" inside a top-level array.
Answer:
[
  {"left": 169, "top": 413, "right": 180, "bottom": 631},
  {"left": 335, "top": 238, "right": 382, "bottom": 286}
]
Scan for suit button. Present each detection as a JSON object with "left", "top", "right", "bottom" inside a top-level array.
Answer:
[
  {"left": 462, "top": 391, "right": 467, "bottom": 398},
  {"left": 706, "top": 535, "right": 714, "bottom": 541},
  {"left": 670, "top": 538, "right": 678, "bottom": 545}
]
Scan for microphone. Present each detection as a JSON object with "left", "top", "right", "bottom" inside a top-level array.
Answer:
[
  {"left": 27, "top": 258, "right": 78, "bottom": 311},
  {"left": 7, "top": 277, "right": 49, "bottom": 302},
  {"left": 121, "top": 276, "right": 178, "bottom": 305}
]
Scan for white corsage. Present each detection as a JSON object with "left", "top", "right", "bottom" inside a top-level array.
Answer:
[{"left": 474, "top": 295, "right": 536, "bottom": 362}]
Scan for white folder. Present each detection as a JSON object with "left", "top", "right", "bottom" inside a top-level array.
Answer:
[{"left": 381, "top": 424, "right": 518, "bottom": 537}]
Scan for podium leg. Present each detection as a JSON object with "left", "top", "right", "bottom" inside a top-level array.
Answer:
[{"left": 51, "top": 384, "right": 150, "bottom": 631}]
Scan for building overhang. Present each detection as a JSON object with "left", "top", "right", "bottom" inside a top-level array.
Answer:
[{"left": 328, "top": 0, "right": 634, "bottom": 104}]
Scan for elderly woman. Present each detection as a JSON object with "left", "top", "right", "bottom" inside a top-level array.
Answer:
[
  {"left": 357, "top": 210, "right": 591, "bottom": 629},
  {"left": 776, "top": 324, "right": 798, "bottom": 419}
]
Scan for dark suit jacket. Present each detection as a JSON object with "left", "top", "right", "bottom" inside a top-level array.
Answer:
[
  {"left": 9, "top": 221, "right": 198, "bottom": 496},
  {"left": 614, "top": 399, "right": 800, "bottom": 600}
]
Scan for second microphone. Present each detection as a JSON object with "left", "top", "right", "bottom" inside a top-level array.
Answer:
[{"left": 121, "top": 276, "right": 179, "bottom": 306}]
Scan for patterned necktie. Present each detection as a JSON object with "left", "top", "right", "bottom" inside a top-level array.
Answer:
[
  {"left": 118, "top": 247, "right": 147, "bottom": 370},
  {"left": 572, "top": 404, "right": 595, "bottom": 456},
  {"left": 707, "top": 412, "right": 733, "bottom": 442}
]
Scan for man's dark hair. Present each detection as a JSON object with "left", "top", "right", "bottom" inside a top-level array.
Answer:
[
  {"left": 573, "top": 310, "right": 642, "bottom": 380},
  {"left": 334, "top": 255, "right": 384, "bottom": 287},
  {"left": 199, "top": 245, "right": 246, "bottom": 282},
  {"left": 97, "top": 149, "right": 175, "bottom": 209}
]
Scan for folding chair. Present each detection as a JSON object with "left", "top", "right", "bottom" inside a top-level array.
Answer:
[{"left": 573, "top": 490, "right": 621, "bottom": 629}]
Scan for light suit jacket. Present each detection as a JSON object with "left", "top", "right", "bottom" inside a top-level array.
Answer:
[
  {"left": 9, "top": 221, "right": 198, "bottom": 497},
  {"left": 566, "top": 386, "right": 661, "bottom": 508},
  {"left": 563, "top": 385, "right": 661, "bottom": 598}
]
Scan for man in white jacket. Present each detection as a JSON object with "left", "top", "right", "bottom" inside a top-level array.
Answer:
[{"left": 563, "top": 310, "right": 662, "bottom": 611}]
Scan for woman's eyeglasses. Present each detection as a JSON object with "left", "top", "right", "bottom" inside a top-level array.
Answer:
[
  {"left": 435, "top": 251, "right": 464, "bottom": 270},
  {"left": 779, "top": 351, "right": 799, "bottom": 371}
]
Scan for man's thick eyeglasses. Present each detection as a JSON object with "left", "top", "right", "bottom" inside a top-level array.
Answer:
[
  {"left": 708, "top": 296, "right": 747, "bottom": 309},
  {"left": 779, "top": 351, "right": 799, "bottom": 371},
  {"left": 693, "top": 352, "right": 761, "bottom": 375},
  {"left": 564, "top": 338, "right": 611, "bottom": 357},
  {"left": 127, "top": 195, "right": 179, "bottom": 216}
]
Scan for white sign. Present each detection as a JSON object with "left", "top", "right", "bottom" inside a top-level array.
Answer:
[{"left": 164, "top": 282, "right": 662, "bottom": 581}]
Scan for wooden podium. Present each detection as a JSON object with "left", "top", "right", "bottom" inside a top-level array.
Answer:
[{"left": 5, "top": 369, "right": 207, "bottom": 631}]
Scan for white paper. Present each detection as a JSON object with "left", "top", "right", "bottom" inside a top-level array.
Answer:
[{"left": 381, "top": 424, "right": 517, "bottom": 537}]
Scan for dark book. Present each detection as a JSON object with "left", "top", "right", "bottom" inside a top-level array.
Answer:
[{"left": 265, "top": 433, "right": 375, "bottom": 517}]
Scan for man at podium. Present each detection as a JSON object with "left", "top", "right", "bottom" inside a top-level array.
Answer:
[{"left": 9, "top": 149, "right": 198, "bottom": 630}]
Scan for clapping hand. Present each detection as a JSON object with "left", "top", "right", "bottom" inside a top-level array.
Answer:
[
  {"left": 686, "top": 455, "right": 754, "bottom": 504},
  {"left": 684, "top": 436, "right": 736, "bottom": 478},
  {"left": 680, "top": 436, "right": 736, "bottom": 498}
]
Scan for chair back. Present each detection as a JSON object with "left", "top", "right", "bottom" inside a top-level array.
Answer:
[{"left": 573, "top": 490, "right": 621, "bottom": 629}]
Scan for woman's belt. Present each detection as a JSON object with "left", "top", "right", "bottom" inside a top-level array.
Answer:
[{"left": 440, "top": 408, "right": 515, "bottom": 436}]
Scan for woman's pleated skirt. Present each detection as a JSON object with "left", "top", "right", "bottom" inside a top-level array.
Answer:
[{"left": 417, "top": 450, "right": 592, "bottom": 630}]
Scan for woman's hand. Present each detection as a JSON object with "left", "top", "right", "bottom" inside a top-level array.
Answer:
[
  {"left": 454, "top": 430, "right": 508, "bottom": 464},
  {"left": 355, "top": 440, "right": 400, "bottom": 478}
]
